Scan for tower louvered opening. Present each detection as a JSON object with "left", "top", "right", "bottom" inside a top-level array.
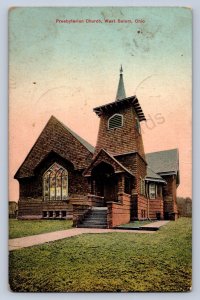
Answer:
[{"left": 108, "top": 114, "right": 123, "bottom": 130}]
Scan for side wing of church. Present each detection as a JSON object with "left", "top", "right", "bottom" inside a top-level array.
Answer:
[{"left": 14, "top": 67, "right": 180, "bottom": 227}]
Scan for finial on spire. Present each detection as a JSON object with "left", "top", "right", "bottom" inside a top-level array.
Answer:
[
  {"left": 120, "top": 65, "right": 123, "bottom": 74},
  {"left": 116, "top": 65, "right": 126, "bottom": 101}
]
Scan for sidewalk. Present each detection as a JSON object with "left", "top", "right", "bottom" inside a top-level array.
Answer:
[
  {"left": 141, "top": 220, "right": 170, "bottom": 229},
  {"left": 9, "top": 227, "right": 155, "bottom": 251}
]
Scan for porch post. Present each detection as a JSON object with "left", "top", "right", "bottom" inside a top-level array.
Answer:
[{"left": 118, "top": 173, "right": 125, "bottom": 194}]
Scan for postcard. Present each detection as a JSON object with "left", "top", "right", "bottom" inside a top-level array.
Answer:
[{"left": 9, "top": 7, "right": 192, "bottom": 292}]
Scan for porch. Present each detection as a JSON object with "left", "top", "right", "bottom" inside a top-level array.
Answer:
[{"left": 74, "top": 159, "right": 135, "bottom": 228}]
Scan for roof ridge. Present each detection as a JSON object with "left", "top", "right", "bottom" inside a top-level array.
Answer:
[
  {"left": 83, "top": 148, "right": 134, "bottom": 177},
  {"left": 146, "top": 148, "right": 178, "bottom": 155},
  {"left": 52, "top": 116, "right": 95, "bottom": 153},
  {"left": 146, "top": 148, "right": 179, "bottom": 182},
  {"left": 14, "top": 116, "right": 56, "bottom": 178},
  {"left": 147, "top": 166, "right": 163, "bottom": 179},
  {"left": 146, "top": 166, "right": 167, "bottom": 183},
  {"left": 103, "top": 149, "right": 134, "bottom": 176}
]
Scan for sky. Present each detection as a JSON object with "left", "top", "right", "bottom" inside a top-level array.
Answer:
[{"left": 9, "top": 7, "right": 192, "bottom": 200}]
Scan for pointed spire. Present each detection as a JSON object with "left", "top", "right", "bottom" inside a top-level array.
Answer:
[{"left": 116, "top": 65, "right": 126, "bottom": 101}]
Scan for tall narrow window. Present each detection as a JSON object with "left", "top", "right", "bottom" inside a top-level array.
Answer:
[
  {"left": 43, "top": 163, "right": 68, "bottom": 201},
  {"left": 62, "top": 170, "right": 68, "bottom": 200},
  {"left": 149, "top": 183, "right": 156, "bottom": 199},
  {"left": 108, "top": 114, "right": 123, "bottom": 130},
  {"left": 56, "top": 169, "right": 62, "bottom": 200},
  {"left": 44, "top": 171, "right": 51, "bottom": 200},
  {"left": 50, "top": 171, "right": 56, "bottom": 200}
]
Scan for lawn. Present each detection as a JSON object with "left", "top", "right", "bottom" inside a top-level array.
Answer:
[
  {"left": 9, "top": 218, "right": 192, "bottom": 292},
  {"left": 9, "top": 219, "right": 73, "bottom": 239}
]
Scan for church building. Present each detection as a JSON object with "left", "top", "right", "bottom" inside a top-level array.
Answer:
[{"left": 14, "top": 67, "right": 180, "bottom": 228}]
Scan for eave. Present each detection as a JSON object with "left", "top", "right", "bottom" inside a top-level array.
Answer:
[
  {"left": 93, "top": 96, "right": 146, "bottom": 122},
  {"left": 145, "top": 177, "right": 167, "bottom": 184}
]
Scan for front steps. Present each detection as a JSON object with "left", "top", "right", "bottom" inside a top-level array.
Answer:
[{"left": 78, "top": 207, "right": 108, "bottom": 229}]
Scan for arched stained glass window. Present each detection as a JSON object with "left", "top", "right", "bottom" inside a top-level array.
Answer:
[{"left": 43, "top": 163, "right": 68, "bottom": 201}]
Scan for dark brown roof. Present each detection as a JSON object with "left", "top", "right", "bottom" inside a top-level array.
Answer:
[
  {"left": 60, "top": 121, "right": 94, "bottom": 153},
  {"left": 93, "top": 96, "right": 146, "bottom": 122},
  {"left": 146, "top": 149, "right": 179, "bottom": 183},
  {"left": 14, "top": 116, "right": 94, "bottom": 179}
]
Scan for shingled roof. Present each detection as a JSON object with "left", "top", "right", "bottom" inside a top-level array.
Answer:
[
  {"left": 93, "top": 96, "right": 146, "bottom": 122},
  {"left": 146, "top": 167, "right": 166, "bottom": 184},
  {"left": 60, "top": 121, "right": 94, "bottom": 153},
  {"left": 83, "top": 149, "right": 134, "bottom": 177},
  {"left": 146, "top": 149, "right": 179, "bottom": 174},
  {"left": 14, "top": 116, "right": 94, "bottom": 178}
]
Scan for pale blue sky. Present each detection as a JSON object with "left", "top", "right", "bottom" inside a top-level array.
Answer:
[{"left": 9, "top": 7, "right": 191, "bottom": 89}]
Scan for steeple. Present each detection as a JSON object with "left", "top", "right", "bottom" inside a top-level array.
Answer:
[{"left": 115, "top": 65, "right": 126, "bottom": 101}]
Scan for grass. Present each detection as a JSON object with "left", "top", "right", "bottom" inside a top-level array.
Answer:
[
  {"left": 9, "top": 218, "right": 192, "bottom": 292},
  {"left": 9, "top": 219, "right": 73, "bottom": 239}
]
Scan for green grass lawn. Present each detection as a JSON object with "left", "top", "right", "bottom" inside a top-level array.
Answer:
[
  {"left": 9, "top": 219, "right": 73, "bottom": 239},
  {"left": 9, "top": 218, "right": 192, "bottom": 292}
]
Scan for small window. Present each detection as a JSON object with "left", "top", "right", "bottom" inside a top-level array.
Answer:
[
  {"left": 49, "top": 211, "right": 53, "bottom": 218},
  {"left": 43, "top": 211, "right": 47, "bottom": 218},
  {"left": 108, "top": 114, "right": 123, "bottom": 130},
  {"left": 55, "top": 211, "right": 60, "bottom": 218},
  {"left": 149, "top": 183, "right": 156, "bottom": 199},
  {"left": 62, "top": 211, "right": 67, "bottom": 218}
]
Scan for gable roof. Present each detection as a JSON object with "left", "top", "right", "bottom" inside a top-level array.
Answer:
[
  {"left": 146, "top": 149, "right": 179, "bottom": 176},
  {"left": 83, "top": 149, "right": 134, "bottom": 177},
  {"left": 60, "top": 121, "right": 94, "bottom": 153},
  {"left": 146, "top": 167, "right": 166, "bottom": 184},
  {"left": 15, "top": 116, "right": 94, "bottom": 178}
]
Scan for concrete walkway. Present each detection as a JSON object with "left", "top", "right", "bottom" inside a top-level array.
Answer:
[
  {"left": 141, "top": 220, "right": 170, "bottom": 229},
  {"left": 9, "top": 227, "right": 155, "bottom": 251}
]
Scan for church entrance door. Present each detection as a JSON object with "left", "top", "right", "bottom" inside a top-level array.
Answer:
[{"left": 91, "top": 162, "right": 118, "bottom": 205}]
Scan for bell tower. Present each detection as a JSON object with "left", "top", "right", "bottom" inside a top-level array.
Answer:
[{"left": 93, "top": 66, "right": 146, "bottom": 160}]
